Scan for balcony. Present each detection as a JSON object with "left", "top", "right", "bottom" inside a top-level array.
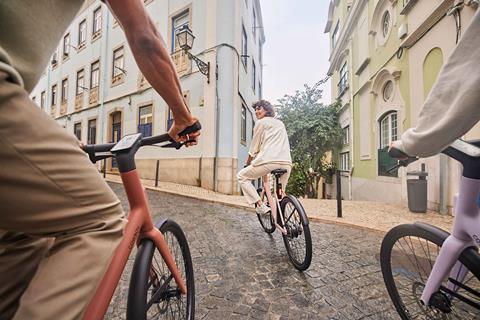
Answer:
[
  {"left": 60, "top": 101, "right": 67, "bottom": 115},
  {"left": 137, "top": 73, "right": 150, "bottom": 90},
  {"left": 171, "top": 50, "right": 191, "bottom": 76},
  {"left": 89, "top": 87, "right": 99, "bottom": 105},
  {"left": 75, "top": 93, "right": 84, "bottom": 111}
]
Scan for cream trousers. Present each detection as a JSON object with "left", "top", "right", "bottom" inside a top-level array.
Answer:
[{"left": 237, "top": 163, "right": 292, "bottom": 205}]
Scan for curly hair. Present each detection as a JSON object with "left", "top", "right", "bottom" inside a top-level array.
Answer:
[{"left": 252, "top": 100, "right": 275, "bottom": 117}]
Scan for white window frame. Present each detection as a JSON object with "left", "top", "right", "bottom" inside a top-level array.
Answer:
[
  {"left": 379, "top": 112, "right": 398, "bottom": 149},
  {"left": 90, "top": 60, "right": 100, "bottom": 89}
]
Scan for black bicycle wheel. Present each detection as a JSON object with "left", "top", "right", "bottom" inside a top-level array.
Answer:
[
  {"left": 279, "top": 195, "right": 312, "bottom": 271},
  {"left": 255, "top": 188, "right": 276, "bottom": 234},
  {"left": 381, "top": 224, "right": 480, "bottom": 319},
  {"left": 127, "top": 220, "right": 195, "bottom": 320}
]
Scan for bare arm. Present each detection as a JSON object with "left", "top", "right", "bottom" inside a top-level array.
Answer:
[{"left": 104, "top": 0, "right": 199, "bottom": 142}]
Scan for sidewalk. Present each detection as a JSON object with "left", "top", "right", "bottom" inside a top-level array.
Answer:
[{"left": 105, "top": 174, "right": 454, "bottom": 233}]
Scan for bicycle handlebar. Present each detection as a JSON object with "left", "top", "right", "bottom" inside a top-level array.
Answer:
[{"left": 83, "top": 121, "right": 201, "bottom": 163}]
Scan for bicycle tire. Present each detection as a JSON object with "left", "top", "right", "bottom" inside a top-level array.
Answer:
[
  {"left": 127, "top": 219, "right": 195, "bottom": 320},
  {"left": 280, "top": 195, "right": 312, "bottom": 271},
  {"left": 255, "top": 188, "right": 276, "bottom": 234},
  {"left": 381, "top": 223, "right": 480, "bottom": 319}
]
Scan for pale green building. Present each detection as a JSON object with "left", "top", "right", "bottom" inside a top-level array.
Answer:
[{"left": 325, "top": 0, "right": 478, "bottom": 213}]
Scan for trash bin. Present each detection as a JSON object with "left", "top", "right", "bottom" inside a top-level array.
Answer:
[{"left": 406, "top": 164, "right": 428, "bottom": 213}]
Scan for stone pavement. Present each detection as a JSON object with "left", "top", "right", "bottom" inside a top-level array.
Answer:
[
  {"left": 106, "top": 183, "right": 399, "bottom": 319},
  {"left": 105, "top": 174, "right": 453, "bottom": 233}
]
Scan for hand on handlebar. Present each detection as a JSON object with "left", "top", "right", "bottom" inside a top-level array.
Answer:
[{"left": 168, "top": 117, "right": 201, "bottom": 147}]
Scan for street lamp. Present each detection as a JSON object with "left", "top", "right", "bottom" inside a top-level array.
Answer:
[{"left": 176, "top": 25, "right": 210, "bottom": 83}]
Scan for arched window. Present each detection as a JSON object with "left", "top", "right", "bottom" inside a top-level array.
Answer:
[
  {"left": 423, "top": 48, "right": 443, "bottom": 99},
  {"left": 378, "top": 111, "right": 398, "bottom": 177},
  {"left": 379, "top": 112, "right": 397, "bottom": 149}
]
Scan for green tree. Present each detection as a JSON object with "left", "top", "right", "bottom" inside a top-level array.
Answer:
[{"left": 277, "top": 80, "right": 342, "bottom": 198}]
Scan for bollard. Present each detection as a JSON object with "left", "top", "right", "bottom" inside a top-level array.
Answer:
[
  {"left": 155, "top": 160, "right": 160, "bottom": 187},
  {"left": 103, "top": 158, "right": 106, "bottom": 178},
  {"left": 336, "top": 170, "right": 342, "bottom": 218}
]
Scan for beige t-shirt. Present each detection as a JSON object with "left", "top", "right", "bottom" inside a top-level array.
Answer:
[
  {"left": 0, "top": 0, "right": 84, "bottom": 92},
  {"left": 249, "top": 117, "right": 292, "bottom": 166}
]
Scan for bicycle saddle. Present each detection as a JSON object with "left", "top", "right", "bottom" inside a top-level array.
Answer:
[{"left": 271, "top": 169, "right": 287, "bottom": 177}]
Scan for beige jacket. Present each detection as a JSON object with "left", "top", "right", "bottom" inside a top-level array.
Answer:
[{"left": 249, "top": 117, "right": 292, "bottom": 166}]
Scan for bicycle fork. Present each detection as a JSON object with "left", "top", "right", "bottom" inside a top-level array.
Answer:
[{"left": 420, "top": 176, "right": 479, "bottom": 308}]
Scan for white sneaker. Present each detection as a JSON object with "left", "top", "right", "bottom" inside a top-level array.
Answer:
[{"left": 256, "top": 203, "right": 271, "bottom": 215}]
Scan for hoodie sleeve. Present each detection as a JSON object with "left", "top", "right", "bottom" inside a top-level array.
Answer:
[{"left": 399, "top": 9, "right": 480, "bottom": 157}]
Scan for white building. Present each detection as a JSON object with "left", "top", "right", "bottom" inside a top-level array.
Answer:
[{"left": 30, "top": 0, "right": 265, "bottom": 195}]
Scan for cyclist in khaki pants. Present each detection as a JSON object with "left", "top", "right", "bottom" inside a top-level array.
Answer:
[
  {"left": 237, "top": 100, "right": 292, "bottom": 226},
  {"left": 0, "top": 1, "right": 199, "bottom": 319}
]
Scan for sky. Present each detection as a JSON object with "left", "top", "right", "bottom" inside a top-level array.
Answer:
[{"left": 260, "top": 0, "right": 331, "bottom": 105}]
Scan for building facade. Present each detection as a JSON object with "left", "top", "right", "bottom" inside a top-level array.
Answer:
[
  {"left": 30, "top": 0, "right": 265, "bottom": 195},
  {"left": 325, "top": 0, "right": 478, "bottom": 212}
]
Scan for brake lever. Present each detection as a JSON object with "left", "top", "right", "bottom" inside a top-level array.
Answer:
[
  {"left": 386, "top": 157, "right": 419, "bottom": 174},
  {"left": 161, "top": 139, "right": 196, "bottom": 150}
]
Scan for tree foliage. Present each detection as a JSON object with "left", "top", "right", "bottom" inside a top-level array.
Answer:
[{"left": 277, "top": 80, "right": 342, "bottom": 198}]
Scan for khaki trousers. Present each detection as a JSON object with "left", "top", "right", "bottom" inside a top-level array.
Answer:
[
  {"left": 0, "top": 72, "right": 125, "bottom": 319},
  {"left": 237, "top": 163, "right": 291, "bottom": 205}
]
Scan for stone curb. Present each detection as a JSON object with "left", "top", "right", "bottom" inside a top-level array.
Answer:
[{"left": 107, "top": 179, "right": 388, "bottom": 234}]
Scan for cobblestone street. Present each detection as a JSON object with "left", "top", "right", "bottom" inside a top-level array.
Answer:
[{"left": 106, "top": 183, "right": 399, "bottom": 319}]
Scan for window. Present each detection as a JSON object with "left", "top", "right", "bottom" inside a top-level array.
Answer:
[
  {"left": 342, "top": 126, "right": 350, "bottom": 145},
  {"left": 78, "top": 19, "right": 87, "bottom": 46},
  {"left": 253, "top": 8, "right": 257, "bottom": 40},
  {"left": 252, "top": 59, "right": 256, "bottom": 91},
  {"left": 112, "top": 46, "right": 125, "bottom": 78},
  {"left": 93, "top": 7, "right": 102, "bottom": 35},
  {"left": 74, "top": 122, "right": 82, "bottom": 141},
  {"left": 51, "top": 50, "right": 58, "bottom": 66},
  {"left": 90, "top": 60, "right": 100, "bottom": 89},
  {"left": 61, "top": 78, "right": 68, "bottom": 103},
  {"left": 76, "top": 69, "right": 85, "bottom": 95},
  {"left": 340, "top": 152, "right": 350, "bottom": 171},
  {"left": 172, "top": 11, "right": 189, "bottom": 53},
  {"left": 138, "top": 105, "right": 153, "bottom": 137},
  {"left": 332, "top": 21, "right": 340, "bottom": 48},
  {"left": 259, "top": 82, "right": 262, "bottom": 99},
  {"left": 338, "top": 62, "right": 348, "bottom": 95},
  {"left": 166, "top": 108, "right": 174, "bottom": 131},
  {"left": 242, "top": 25, "right": 248, "bottom": 68},
  {"left": 63, "top": 33, "right": 71, "bottom": 57},
  {"left": 40, "top": 91, "right": 46, "bottom": 109},
  {"left": 382, "top": 11, "right": 391, "bottom": 38},
  {"left": 379, "top": 112, "right": 398, "bottom": 149},
  {"left": 51, "top": 84, "right": 57, "bottom": 106},
  {"left": 241, "top": 105, "right": 247, "bottom": 142},
  {"left": 88, "top": 119, "right": 97, "bottom": 144},
  {"left": 378, "top": 112, "right": 398, "bottom": 177},
  {"left": 383, "top": 80, "right": 394, "bottom": 102}
]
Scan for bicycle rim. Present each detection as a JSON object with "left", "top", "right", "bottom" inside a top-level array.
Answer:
[
  {"left": 128, "top": 220, "right": 195, "bottom": 320},
  {"left": 256, "top": 191, "right": 275, "bottom": 233},
  {"left": 280, "top": 196, "right": 312, "bottom": 271},
  {"left": 381, "top": 224, "right": 480, "bottom": 319}
]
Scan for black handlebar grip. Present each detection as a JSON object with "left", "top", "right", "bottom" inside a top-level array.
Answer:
[
  {"left": 177, "top": 121, "right": 202, "bottom": 137},
  {"left": 388, "top": 146, "right": 409, "bottom": 159}
]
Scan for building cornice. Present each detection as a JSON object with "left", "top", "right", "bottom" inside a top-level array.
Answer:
[{"left": 327, "top": 0, "right": 368, "bottom": 75}]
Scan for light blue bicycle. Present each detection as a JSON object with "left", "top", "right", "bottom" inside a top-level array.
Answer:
[{"left": 381, "top": 139, "right": 480, "bottom": 319}]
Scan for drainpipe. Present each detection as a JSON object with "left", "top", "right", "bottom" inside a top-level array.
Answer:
[
  {"left": 439, "top": 154, "right": 448, "bottom": 214},
  {"left": 348, "top": 42, "right": 354, "bottom": 200},
  {"left": 99, "top": 12, "right": 110, "bottom": 143}
]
